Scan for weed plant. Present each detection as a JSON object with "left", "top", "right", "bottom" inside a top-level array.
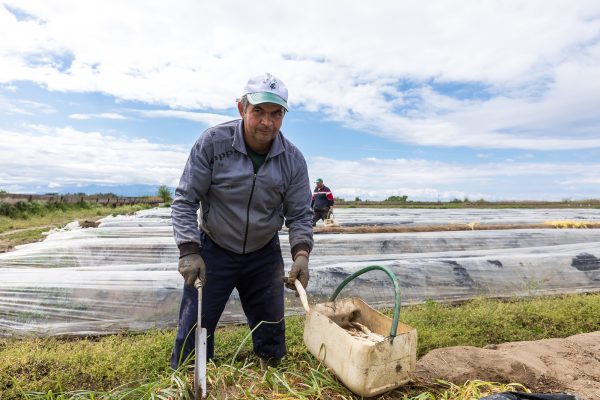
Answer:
[{"left": 1, "top": 293, "right": 598, "bottom": 399}]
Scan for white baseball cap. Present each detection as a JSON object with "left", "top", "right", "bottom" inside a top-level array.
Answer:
[{"left": 241, "top": 72, "right": 289, "bottom": 111}]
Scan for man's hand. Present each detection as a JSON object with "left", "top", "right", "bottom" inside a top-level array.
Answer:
[
  {"left": 178, "top": 253, "right": 206, "bottom": 287},
  {"left": 284, "top": 254, "right": 309, "bottom": 296}
]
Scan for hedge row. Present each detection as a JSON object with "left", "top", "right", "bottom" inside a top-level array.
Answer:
[{"left": 0, "top": 200, "right": 93, "bottom": 219}]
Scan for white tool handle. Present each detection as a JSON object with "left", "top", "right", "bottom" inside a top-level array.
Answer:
[
  {"left": 194, "top": 278, "right": 206, "bottom": 399},
  {"left": 294, "top": 279, "right": 310, "bottom": 313}
]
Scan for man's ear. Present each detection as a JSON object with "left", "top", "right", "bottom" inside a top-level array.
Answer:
[{"left": 237, "top": 101, "right": 244, "bottom": 117}]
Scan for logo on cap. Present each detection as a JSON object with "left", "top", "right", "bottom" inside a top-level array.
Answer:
[{"left": 242, "top": 73, "right": 289, "bottom": 111}]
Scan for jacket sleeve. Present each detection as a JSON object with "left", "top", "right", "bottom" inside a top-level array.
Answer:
[
  {"left": 171, "top": 133, "right": 213, "bottom": 253},
  {"left": 283, "top": 152, "right": 314, "bottom": 256},
  {"left": 326, "top": 186, "right": 334, "bottom": 207}
]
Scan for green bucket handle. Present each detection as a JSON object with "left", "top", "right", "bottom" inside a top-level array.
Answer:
[{"left": 329, "top": 265, "right": 401, "bottom": 338}]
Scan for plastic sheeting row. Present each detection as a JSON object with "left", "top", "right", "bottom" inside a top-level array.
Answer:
[{"left": 1, "top": 207, "right": 599, "bottom": 336}]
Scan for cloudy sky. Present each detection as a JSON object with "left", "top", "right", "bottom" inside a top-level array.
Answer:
[{"left": 1, "top": 1, "right": 600, "bottom": 201}]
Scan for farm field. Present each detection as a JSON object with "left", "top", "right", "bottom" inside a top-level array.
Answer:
[
  {"left": 0, "top": 207, "right": 599, "bottom": 399},
  {"left": 1, "top": 207, "right": 599, "bottom": 335}
]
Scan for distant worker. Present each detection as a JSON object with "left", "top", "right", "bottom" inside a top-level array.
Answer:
[
  {"left": 170, "top": 72, "right": 313, "bottom": 369},
  {"left": 310, "top": 178, "right": 334, "bottom": 226}
]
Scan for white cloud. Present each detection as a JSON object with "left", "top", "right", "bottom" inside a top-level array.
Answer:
[
  {"left": 1, "top": 124, "right": 598, "bottom": 200},
  {"left": 1, "top": 1, "right": 599, "bottom": 150},
  {"left": 19, "top": 123, "right": 52, "bottom": 133},
  {"left": 560, "top": 177, "right": 600, "bottom": 185},
  {"left": 308, "top": 156, "right": 600, "bottom": 201},
  {"left": 0, "top": 95, "right": 55, "bottom": 115},
  {"left": 0, "top": 125, "right": 189, "bottom": 188},
  {"left": 69, "top": 112, "right": 127, "bottom": 120},
  {"left": 1, "top": 83, "right": 18, "bottom": 92},
  {"left": 133, "top": 109, "right": 236, "bottom": 126}
]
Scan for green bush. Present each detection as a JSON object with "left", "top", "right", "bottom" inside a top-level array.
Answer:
[
  {"left": 0, "top": 201, "right": 95, "bottom": 219},
  {"left": 0, "top": 202, "right": 18, "bottom": 218}
]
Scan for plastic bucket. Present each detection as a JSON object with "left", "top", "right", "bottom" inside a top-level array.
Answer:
[{"left": 295, "top": 265, "right": 417, "bottom": 397}]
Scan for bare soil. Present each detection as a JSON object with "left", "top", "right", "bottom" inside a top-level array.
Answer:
[
  {"left": 413, "top": 331, "right": 600, "bottom": 399},
  {"left": 314, "top": 222, "right": 600, "bottom": 234}
]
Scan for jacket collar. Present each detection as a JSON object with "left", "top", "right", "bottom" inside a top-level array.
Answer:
[{"left": 232, "top": 119, "right": 285, "bottom": 159}]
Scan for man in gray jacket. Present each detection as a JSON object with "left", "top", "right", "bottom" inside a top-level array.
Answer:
[{"left": 170, "top": 73, "right": 313, "bottom": 369}]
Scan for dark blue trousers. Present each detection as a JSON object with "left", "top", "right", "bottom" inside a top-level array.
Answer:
[{"left": 170, "top": 232, "right": 285, "bottom": 369}]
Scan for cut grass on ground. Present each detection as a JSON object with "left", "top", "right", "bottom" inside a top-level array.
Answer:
[{"left": 1, "top": 292, "right": 599, "bottom": 399}]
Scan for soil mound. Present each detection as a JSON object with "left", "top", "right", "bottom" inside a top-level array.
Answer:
[
  {"left": 414, "top": 331, "right": 600, "bottom": 400},
  {"left": 80, "top": 220, "right": 100, "bottom": 228}
]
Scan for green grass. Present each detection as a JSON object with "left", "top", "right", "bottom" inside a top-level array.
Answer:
[
  {"left": 1, "top": 293, "right": 599, "bottom": 399},
  {"left": 0, "top": 203, "right": 152, "bottom": 251},
  {"left": 0, "top": 227, "right": 51, "bottom": 250},
  {"left": 402, "top": 294, "right": 600, "bottom": 357}
]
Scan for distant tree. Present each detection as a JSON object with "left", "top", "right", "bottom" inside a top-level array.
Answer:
[
  {"left": 385, "top": 195, "right": 408, "bottom": 202},
  {"left": 157, "top": 185, "right": 173, "bottom": 203},
  {"left": 0, "top": 189, "right": 6, "bottom": 194},
  {"left": 93, "top": 192, "right": 118, "bottom": 198},
  {"left": 354, "top": 196, "right": 362, "bottom": 202},
  {"left": 62, "top": 192, "right": 87, "bottom": 196}
]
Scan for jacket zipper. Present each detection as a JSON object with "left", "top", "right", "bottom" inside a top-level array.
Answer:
[{"left": 242, "top": 173, "right": 257, "bottom": 254}]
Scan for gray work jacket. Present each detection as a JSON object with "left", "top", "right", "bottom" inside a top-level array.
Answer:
[{"left": 171, "top": 119, "right": 314, "bottom": 255}]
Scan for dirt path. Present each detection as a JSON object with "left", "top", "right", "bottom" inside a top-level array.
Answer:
[
  {"left": 314, "top": 222, "right": 600, "bottom": 234},
  {"left": 414, "top": 331, "right": 600, "bottom": 399},
  {"left": 0, "top": 225, "right": 54, "bottom": 253},
  {"left": 0, "top": 225, "right": 54, "bottom": 237}
]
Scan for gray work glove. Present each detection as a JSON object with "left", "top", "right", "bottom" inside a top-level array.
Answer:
[
  {"left": 284, "top": 255, "right": 309, "bottom": 296},
  {"left": 178, "top": 253, "right": 206, "bottom": 287}
]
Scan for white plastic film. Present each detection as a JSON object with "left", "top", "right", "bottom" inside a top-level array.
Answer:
[{"left": 1, "top": 207, "right": 599, "bottom": 336}]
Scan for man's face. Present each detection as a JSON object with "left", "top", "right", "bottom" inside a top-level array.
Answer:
[
  {"left": 316, "top": 181, "right": 324, "bottom": 189},
  {"left": 238, "top": 102, "right": 284, "bottom": 153}
]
